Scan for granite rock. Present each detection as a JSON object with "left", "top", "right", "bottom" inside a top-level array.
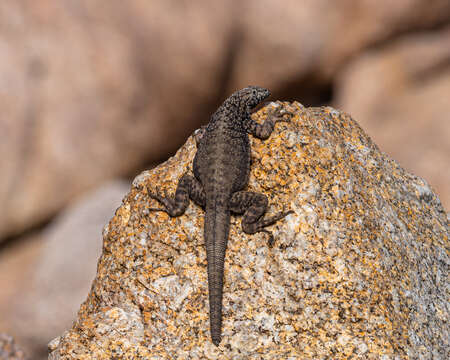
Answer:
[
  {"left": 49, "top": 103, "right": 448, "bottom": 359},
  {"left": 335, "top": 25, "right": 450, "bottom": 209},
  {"left": 6, "top": 181, "right": 129, "bottom": 358}
]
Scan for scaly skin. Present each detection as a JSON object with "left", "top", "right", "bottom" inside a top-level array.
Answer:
[{"left": 148, "top": 86, "right": 292, "bottom": 346}]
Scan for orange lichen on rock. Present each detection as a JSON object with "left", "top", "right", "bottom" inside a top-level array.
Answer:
[{"left": 49, "top": 102, "right": 448, "bottom": 359}]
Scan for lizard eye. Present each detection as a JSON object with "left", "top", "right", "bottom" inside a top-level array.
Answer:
[{"left": 245, "top": 86, "right": 270, "bottom": 109}]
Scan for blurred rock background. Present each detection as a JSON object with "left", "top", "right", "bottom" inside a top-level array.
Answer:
[{"left": 0, "top": 1, "right": 448, "bottom": 359}]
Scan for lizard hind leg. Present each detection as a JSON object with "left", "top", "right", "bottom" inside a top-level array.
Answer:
[
  {"left": 147, "top": 173, "right": 205, "bottom": 217},
  {"left": 230, "top": 191, "right": 292, "bottom": 246}
]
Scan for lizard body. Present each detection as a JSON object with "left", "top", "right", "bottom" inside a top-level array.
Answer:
[{"left": 148, "top": 86, "right": 292, "bottom": 345}]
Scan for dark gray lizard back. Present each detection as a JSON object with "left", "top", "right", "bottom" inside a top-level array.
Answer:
[
  {"left": 147, "top": 86, "right": 291, "bottom": 346},
  {"left": 193, "top": 100, "right": 249, "bottom": 344},
  {"left": 192, "top": 87, "right": 268, "bottom": 344}
]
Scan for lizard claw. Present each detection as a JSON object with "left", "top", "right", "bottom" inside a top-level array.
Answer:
[
  {"left": 146, "top": 186, "right": 170, "bottom": 213},
  {"left": 263, "top": 209, "right": 294, "bottom": 247},
  {"left": 148, "top": 207, "right": 170, "bottom": 214},
  {"left": 147, "top": 186, "right": 166, "bottom": 202},
  {"left": 267, "top": 234, "right": 275, "bottom": 247},
  {"left": 261, "top": 230, "right": 275, "bottom": 247},
  {"left": 194, "top": 125, "right": 207, "bottom": 146},
  {"left": 269, "top": 107, "right": 294, "bottom": 123},
  {"left": 284, "top": 209, "right": 295, "bottom": 217}
]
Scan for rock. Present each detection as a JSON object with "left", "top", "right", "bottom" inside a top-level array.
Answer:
[
  {"left": 2, "top": 0, "right": 450, "bottom": 242},
  {"left": 8, "top": 181, "right": 129, "bottom": 357},
  {"left": 49, "top": 102, "right": 448, "bottom": 358},
  {"left": 230, "top": 0, "right": 450, "bottom": 89},
  {"left": 0, "top": 0, "right": 233, "bottom": 241},
  {"left": 335, "top": 25, "right": 450, "bottom": 210},
  {"left": 0, "top": 232, "right": 44, "bottom": 333},
  {"left": 0, "top": 334, "right": 27, "bottom": 360}
]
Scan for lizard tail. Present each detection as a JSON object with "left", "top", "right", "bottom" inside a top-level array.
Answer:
[{"left": 204, "top": 201, "right": 230, "bottom": 346}]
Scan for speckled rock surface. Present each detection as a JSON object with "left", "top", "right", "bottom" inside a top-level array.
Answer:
[
  {"left": 0, "top": 334, "right": 27, "bottom": 360},
  {"left": 49, "top": 102, "right": 449, "bottom": 359},
  {"left": 335, "top": 25, "right": 450, "bottom": 210},
  {"left": 7, "top": 181, "right": 129, "bottom": 358}
]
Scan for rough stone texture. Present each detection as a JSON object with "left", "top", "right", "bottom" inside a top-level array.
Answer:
[
  {"left": 0, "top": 334, "right": 27, "bottom": 360},
  {"left": 335, "top": 25, "right": 450, "bottom": 209},
  {"left": 1, "top": 0, "right": 449, "bottom": 241},
  {"left": 1, "top": 181, "right": 129, "bottom": 359},
  {"left": 49, "top": 103, "right": 449, "bottom": 359}
]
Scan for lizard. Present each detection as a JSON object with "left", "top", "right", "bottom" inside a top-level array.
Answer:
[{"left": 147, "top": 86, "right": 293, "bottom": 346}]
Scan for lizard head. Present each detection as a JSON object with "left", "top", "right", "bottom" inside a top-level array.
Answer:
[
  {"left": 237, "top": 86, "right": 271, "bottom": 113},
  {"left": 214, "top": 86, "right": 271, "bottom": 124}
]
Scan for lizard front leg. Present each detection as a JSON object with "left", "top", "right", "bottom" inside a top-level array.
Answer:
[
  {"left": 246, "top": 107, "right": 293, "bottom": 139},
  {"left": 229, "top": 191, "right": 292, "bottom": 246},
  {"left": 147, "top": 173, "right": 205, "bottom": 216}
]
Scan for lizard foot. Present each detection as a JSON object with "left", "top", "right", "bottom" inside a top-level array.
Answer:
[{"left": 268, "top": 106, "right": 294, "bottom": 124}]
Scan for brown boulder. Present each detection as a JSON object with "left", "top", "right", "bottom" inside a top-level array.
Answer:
[
  {"left": 0, "top": 0, "right": 233, "bottom": 240},
  {"left": 3, "top": 181, "right": 129, "bottom": 358},
  {"left": 49, "top": 102, "right": 449, "bottom": 358},
  {"left": 1, "top": 0, "right": 449, "bottom": 241},
  {"left": 335, "top": 26, "right": 450, "bottom": 209},
  {"left": 228, "top": 0, "right": 450, "bottom": 89}
]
